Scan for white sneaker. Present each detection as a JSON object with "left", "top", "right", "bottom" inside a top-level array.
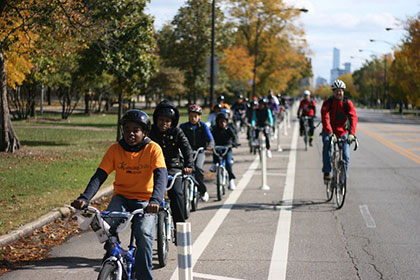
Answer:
[
  {"left": 209, "top": 164, "right": 216, "bottom": 173},
  {"left": 201, "top": 192, "right": 209, "bottom": 202},
  {"left": 229, "top": 179, "right": 236, "bottom": 190},
  {"left": 267, "top": 150, "right": 272, "bottom": 158}
]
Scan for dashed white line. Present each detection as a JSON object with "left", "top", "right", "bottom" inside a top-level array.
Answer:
[{"left": 359, "top": 205, "right": 376, "bottom": 228}]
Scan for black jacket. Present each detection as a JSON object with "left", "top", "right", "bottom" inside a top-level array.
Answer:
[
  {"left": 211, "top": 124, "right": 238, "bottom": 147},
  {"left": 149, "top": 100, "right": 194, "bottom": 172}
]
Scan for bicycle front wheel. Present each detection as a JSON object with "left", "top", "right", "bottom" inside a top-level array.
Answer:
[
  {"left": 97, "top": 261, "right": 119, "bottom": 280},
  {"left": 157, "top": 211, "right": 169, "bottom": 267},
  {"left": 216, "top": 167, "right": 223, "bottom": 201},
  {"left": 335, "top": 162, "right": 347, "bottom": 209},
  {"left": 191, "top": 183, "right": 199, "bottom": 212},
  {"left": 325, "top": 180, "right": 333, "bottom": 202}
]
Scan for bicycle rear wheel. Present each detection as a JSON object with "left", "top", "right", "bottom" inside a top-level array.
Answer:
[
  {"left": 183, "top": 179, "right": 191, "bottom": 219},
  {"left": 191, "top": 183, "right": 199, "bottom": 212},
  {"left": 335, "top": 162, "right": 347, "bottom": 209},
  {"left": 157, "top": 210, "right": 169, "bottom": 267},
  {"left": 303, "top": 122, "right": 309, "bottom": 151},
  {"left": 97, "top": 261, "right": 119, "bottom": 280},
  {"left": 216, "top": 167, "right": 223, "bottom": 201}
]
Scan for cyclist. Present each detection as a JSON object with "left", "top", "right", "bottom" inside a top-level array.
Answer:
[
  {"left": 210, "top": 111, "right": 239, "bottom": 190},
  {"left": 297, "top": 90, "right": 316, "bottom": 146},
  {"left": 206, "top": 103, "right": 222, "bottom": 127},
  {"left": 321, "top": 79, "right": 358, "bottom": 181},
  {"left": 180, "top": 104, "right": 215, "bottom": 202},
  {"left": 149, "top": 100, "right": 194, "bottom": 228},
  {"left": 71, "top": 110, "right": 167, "bottom": 280},
  {"left": 251, "top": 97, "right": 274, "bottom": 158},
  {"left": 212, "top": 94, "right": 231, "bottom": 111},
  {"left": 231, "top": 94, "right": 248, "bottom": 130}
]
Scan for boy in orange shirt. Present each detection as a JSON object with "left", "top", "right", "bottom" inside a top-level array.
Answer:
[{"left": 71, "top": 110, "right": 167, "bottom": 280}]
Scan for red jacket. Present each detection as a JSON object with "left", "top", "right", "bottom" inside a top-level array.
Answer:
[
  {"left": 321, "top": 97, "right": 357, "bottom": 136},
  {"left": 298, "top": 99, "right": 316, "bottom": 117}
]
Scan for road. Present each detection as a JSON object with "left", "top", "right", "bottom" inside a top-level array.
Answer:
[{"left": 2, "top": 107, "right": 420, "bottom": 280}]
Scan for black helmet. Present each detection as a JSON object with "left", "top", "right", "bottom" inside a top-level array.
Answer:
[
  {"left": 216, "top": 111, "right": 229, "bottom": 122},
  {"left": 237, "top": 94, "right": 244, "bottom": 99},
  {"left": 251, "top": 100, "right": 258, "bottom": 107},
  {"left": 153, "top": 100, "right": 180, "bottom": 127},
  {"left": 188, "top": 104, "right": 202, "bottom": 115},
  {"left": 217, "top": 95, "right": 225, "bottom": 102},
  {"left": 120, "top": 110, "right": 151, "bottom": 133},
  {"left": 214, "top": 103, "right": 222, "bottom": 110},
  {"left": 244, "top": 97, "right": 249, "bottom": 102}
]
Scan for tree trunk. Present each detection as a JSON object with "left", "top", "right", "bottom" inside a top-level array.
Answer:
[
  {"left": 116, "top": 90, "right": 123, "bottom": 141},
  {"left": 0, "top": 48, "right": 20, "bottom": 153},
  {"left": 84, "top": 93, "right": 90, "bottom": 114}
]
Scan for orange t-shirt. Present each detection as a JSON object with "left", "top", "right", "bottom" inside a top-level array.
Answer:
[{"left": 99, "top": 140, "right": 166, "bottom": 201}]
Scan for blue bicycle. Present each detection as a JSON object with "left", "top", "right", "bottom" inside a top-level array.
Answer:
[
  {"left": 213, "top": 145, "right": 230, "bottom": 201},
  {"left": 75, "top": 205, "right": 145, "bottom": 280}
]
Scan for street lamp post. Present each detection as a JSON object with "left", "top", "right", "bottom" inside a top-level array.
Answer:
[
  {"left": 210, "top": 0, "right": 216, "bottom": 107},
  {"left": 251, "top": 8, "right": 308, "bottom": 99}
]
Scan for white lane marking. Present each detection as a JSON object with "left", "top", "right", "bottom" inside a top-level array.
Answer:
[
  {"left": 267, "top": 121, "right": 299, "bottom": 280},
  {"left": 254, "top": 172, "right": 286, "bottom": 177},
  {"left": 359, "top": 205, "right": 377, "bottom": 228},
  {"left": 170, "top": 156, "right": 260, "bottom": 280},
  {"left": 193, "top": 272, "right": 246, "bottom": 280}
]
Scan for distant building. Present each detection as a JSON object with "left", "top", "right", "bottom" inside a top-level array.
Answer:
[
  {"left": 316, "top": 77, "right": 328, "bottom": 88},
  {"left": 330, "top": 48, "right": 351, "bottom": 83}
]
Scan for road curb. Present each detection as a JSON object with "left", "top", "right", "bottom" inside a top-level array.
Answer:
[{"left": 0, "top": 185, "right": 113, "bottom": 247}]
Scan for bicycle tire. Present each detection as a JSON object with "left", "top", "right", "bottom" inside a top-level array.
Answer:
[
  {"left": 191, "top": 183, "right": 199, "bottom": 212},
  {"left": 335, "top": 161, "right": 347, "bottom": 209},
  {"left": 97, "top": 261, "right": 119, "bottom": 280},
  {"left": 157, "top": 210, "right": 169, "bottom": 268},
  {"left": 223, "top": 168, "right": 228, "bottom": 194},
  {"left": 304, "top": 121, "right": 309, "bottom": 151},
  {"left": 183, "top": 179, "right": 191, "bottom": 219},
  {"left": 325, "top": 180, "right": 333, "bottom": 202},
  {"left": 216, "top": 167, "right": 223, "bottom": 201}
]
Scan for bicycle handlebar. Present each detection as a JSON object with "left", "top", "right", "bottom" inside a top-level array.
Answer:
[
  {"left": 329, "top": 135, "right": 359, "bottom": 151},
  {"left": 193, "top": 147, "right": 205, "bottom": 161},
  {"left": 167, "top": 172, "right": 183, "bottom": 191},
  {"left": 214, "top": 145, "right": 231, "bottom": 157}
]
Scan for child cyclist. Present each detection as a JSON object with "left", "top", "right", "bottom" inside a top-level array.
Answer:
[
  {"left": 148, "top": 100, "right": 194, "bottom": 227},
  {"left": 252, "top": 97, "right": 274, "bottom": 158},
  {"left": 180, "top": 104, "right": 214, "bottom": 202},
  {"left": 210, "top": 111, "right": 239, "bottom": 190},
  {"left": 71, "top": 110, "right": 167, "bottom": 280}
]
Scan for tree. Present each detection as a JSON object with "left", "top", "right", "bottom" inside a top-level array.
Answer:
[
  {"left": 227, "top": 0, "right": 310, "bottom": 96},
  {"left": 338, "top": 73, "right": 358, "bottom": 100},
  {"left": 146, "top": 66, "right": 186, "bottom": 105},
  {"left": 157, "top": 0, "right": 233, "bottom": 103},
  {"left": 220, "top": 45, "right": 254, "bottom": 86}
]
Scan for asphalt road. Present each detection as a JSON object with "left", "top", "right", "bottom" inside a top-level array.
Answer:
[{"left": 2, "top": 106, "right": 420, "bottom": 280}]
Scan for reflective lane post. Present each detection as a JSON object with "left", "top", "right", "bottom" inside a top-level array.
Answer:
[
  {"left": 259, "top": 128, "right": 270, "bottom": 190},
  {"left": 177, "top": 223, "right": 193, "bottom": 280}
]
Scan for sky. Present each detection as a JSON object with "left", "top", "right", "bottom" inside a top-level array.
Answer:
[{"left": 146, "top": 0, "right": 420, "bottom": 86}]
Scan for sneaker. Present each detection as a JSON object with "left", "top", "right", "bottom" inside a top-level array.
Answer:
[
  {"left": 209, "top": 164, "right": 216, "bottom": 173},
  {"left": 229, "top": 179, "right": 236, "bottom": 190},
  {"left": 266, "top": 150, "right": 272, "bottom": 158},
  {"left": 200, "top": 192, "right": 209, "bottom": 202},
  {"left": 323, "top": 173, "right": 331, "bottom": 181}
]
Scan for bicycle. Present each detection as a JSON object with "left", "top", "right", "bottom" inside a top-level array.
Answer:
[
  {"left": 254, "top": 125, "right": 271, "bottom": 161},
  {"left": 300, "top": 116, "right": 311, "bottom": 151},
  {"left": 75, "top": 205, "right": 145, "bottom": 280},
  {"left": 324, "top": 136, "right": 359, "bottom": 209},
  {"left": 189, "top": 147, "right": 205, "bottom": 212},
  {"left": 213, "top": 145, "right": 230, "bottom": 201},
  {"left": 182, "top": 170, "right": 199, "bottom": 219}
]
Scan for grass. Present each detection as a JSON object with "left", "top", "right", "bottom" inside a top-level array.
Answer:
[{"left": 0, "top": 106, "right": 209, "bottom": 236}]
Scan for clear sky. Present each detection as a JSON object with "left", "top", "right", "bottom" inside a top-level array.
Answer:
[{"left": 146, "top": 0, "right": 420, "bottom": 86}]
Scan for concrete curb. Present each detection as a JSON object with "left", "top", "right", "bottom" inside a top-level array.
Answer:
[{"left": 0, "top": 185, "right": 113, "bottom": 247}]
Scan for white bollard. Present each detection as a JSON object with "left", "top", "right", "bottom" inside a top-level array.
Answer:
[
  {"left": 277, "top": 120, "right": 283, "bottom": 152},
  {"left": 283, "top": 112, "right": 288, "bottom": 136},
  {"left": 176, "top": 223, "right": 193, "bottom": 280},
  {"left": 287, "top": 109, "right": 291, "bottom": 128},
  {"left": 259, "top": 129, "right": 270, "bottom": 190}
]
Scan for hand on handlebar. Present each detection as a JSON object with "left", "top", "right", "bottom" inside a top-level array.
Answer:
[
  {"left": 328, "top": 133, "right": 337, "bottom": 143},
  {"left": 184, "top": 167, "right": 193, "bottom": 174},
  {"left": 146, "top": 202, "right": 160, "bottom": 214},
  {"left": 71, "top": 199, "right": 87, "bottom": 210},
  {"left": 347, "top": 134, "right": 356, "bottom": 144}
]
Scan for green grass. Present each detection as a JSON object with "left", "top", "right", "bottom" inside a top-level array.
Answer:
[{"left": 0, "top": 107, "right": 209, "bottom": 235}]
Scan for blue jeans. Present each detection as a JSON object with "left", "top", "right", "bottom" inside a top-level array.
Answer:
[
  {"left": 213, "top": 149, "right": 236, "bottom": 180},
  {"left": 106, "top": 195, "right": 156, "bottom": 280},
  {"left": 322, "top": 131, "right": 350, "bottom": 174}
]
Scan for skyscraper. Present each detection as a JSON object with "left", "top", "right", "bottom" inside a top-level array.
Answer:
[
  {"left": 330, "top": 48, "right": 351, "bottom": 83},
  {"left": 333, "top": 48, "right": 340, "bottom": 69}
]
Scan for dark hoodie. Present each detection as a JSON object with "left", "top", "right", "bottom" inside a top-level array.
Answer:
[{"left": 149, "top": 100, "right": 194, "bottom": 173}]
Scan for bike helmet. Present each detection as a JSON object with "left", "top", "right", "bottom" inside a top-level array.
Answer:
[
  {"left": 258, "top": 97, "right": 268, "bottom": 104},
  {"left": 331, "top": 79, "right": 346, "bottom": 90},
  {"left": 153, "top": 100, "right": 180, "bottom": 127},
  {"left": 251, "top": 100, "right": 258, "bottom": 107},
  {"left": 304, "top": 90, "right": 311, "bottom": 96},
  {"left": 120, "top": 110, "right": 151, "bottom": 133},
  {"left": 216, "top": 111, "right": 229, "bottom": 122},
  {"left": 217, "top": 95, "right": 225, "bottom": 102},
  {"left": 188, "top": 104, "right": 202, "bottom": 115},
  {"left": 237, "top": 94, "right": 244, "bottom": 99},
  {"left": 244, "top": 97, "right": 249, "bottom": 102}
]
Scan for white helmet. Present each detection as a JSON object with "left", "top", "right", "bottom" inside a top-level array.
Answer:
[
  {"left": 331, "top": 79, "right": 346, "bottom": 90},
  {"left": 304, "top": 90, "right": 311, "bottom": 96}
]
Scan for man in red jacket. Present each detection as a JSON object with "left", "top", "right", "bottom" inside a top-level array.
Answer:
[
  {"left": 297, "top": 90, "right": 316, "bottom": 146},
  {"left": 321, "top": 80, "right": 358, "bottom": 181}
]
